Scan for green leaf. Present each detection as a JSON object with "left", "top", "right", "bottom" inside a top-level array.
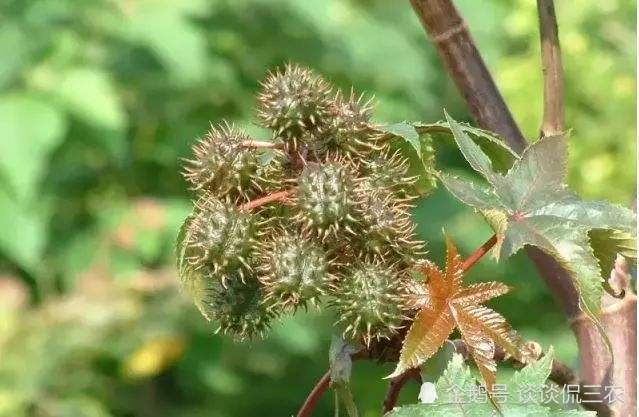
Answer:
[
  {"left": 380, "top": 122, "right": 421, "bottom": 151},
  {"left": 113, "top": 0, "right": 209, "bottom": 83},
  {"left": 328, "top": 336, "right": 359, "bottom": 417},
  {"left": 377, "top": 118, "right": 520, "bottom": 196},
  {"left": 387, "top": 350, "right": 595, "bottom": 417},
  {"left": 377, "top": 122, "right": 437, "bottom": 195},
  {"left": 55, "top": 68, "right": 126, "bottom": 131},
  {"left": 588, "top": 229, "right": 637, "bottom": 278},
  {"left": 412, "top": 118, "right": 519, "bottom": 173},
  {"left": 508, "top": 347, "right": 554, "bottom": 393},
  {"left": 0, "top": 185, "right": 49, "bottom": 274},
  {"left": 439, "top": 114, "right": 636, "bottom": 315},
  {"left": 0, "top": 94, "right": 67, "bottom": 202}
]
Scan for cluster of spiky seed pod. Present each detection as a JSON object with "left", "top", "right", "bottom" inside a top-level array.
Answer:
[{"left": 178, "top": 63, "right": 428, "bottom": 345}]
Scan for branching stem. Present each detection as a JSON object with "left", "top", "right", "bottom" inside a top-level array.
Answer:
[
  {"left": 537, "top": 0, "right": 564, "bottom": 137},
  {"left": 241, "top": 140, "right": 283, "bottom": 149},
  {"left": 238, "top": 189, "right": 295, "bottom": 211},
  {"left": 460, "top": 234, "right": 497, "bottom": 272}
]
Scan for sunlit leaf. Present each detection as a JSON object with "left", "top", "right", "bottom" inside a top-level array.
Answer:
[{"left": 439, "top": 113, "right": 637, "bottom": 316}]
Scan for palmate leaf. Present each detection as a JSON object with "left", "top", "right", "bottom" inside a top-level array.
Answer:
[
  {"left": 375, "top": 119, "right": 518, "bottom": 195},
  {"left": 390, "top": 236, "right": 531, "bottom": 389},
  {"left": 387, "top": 348, "right": 595, "bottom": 417},
  {"left": 439, "top": 112, "right": 637, "bottom": 316}
]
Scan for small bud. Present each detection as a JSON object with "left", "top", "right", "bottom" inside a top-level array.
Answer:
[
  {"left": 257, "top": 64, "right": 332, "bottom": 150},
  {"left": 258, "top": 229, "right": 332, "bottom": 310},
  {"left": 183, "top": 195, "right": 257, "bottom": 284},
  {"left": 330, "top": 260, "right": 407, "bottom": 346}
]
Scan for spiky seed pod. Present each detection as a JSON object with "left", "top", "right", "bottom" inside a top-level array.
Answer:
[
  {"left": 354, "top": 188, "right": 425, "bottom": 264},
  {"left": 258, "top": 229, "right": 332, "bottom": 310},
  {"left": 257, "top": 64, "right": 332, "bottom": 150},
  {"left": 360, "top": 150, "right": 417, "bottom": 199},
  {"left": 199, "top": 271, "right": 274, "bottom": 341},
  {"left": 183, "top": 123, "right": 267, "bottom": 201},
  {"left": 319, "top": 90, "right": 381, "bottom": 156},
  {"left": 294, "top": 159, "right": 359, "bottom": 241},
  {"left": 330, "top": 260, "right": 407, "bottom": 346},
  {"left": 183, "top": 195, "right": 257, "bottom": 284}
]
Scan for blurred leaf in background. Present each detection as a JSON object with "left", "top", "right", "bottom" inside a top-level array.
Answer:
[{"left": 0, "top": 0, "right": 634, "bottom": 416}]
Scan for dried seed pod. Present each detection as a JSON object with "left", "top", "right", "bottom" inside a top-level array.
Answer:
[
  {"left": 330, "top": 259, "right": 407, "bottom": 346},
  {"left": 258, "top": 229, "right": 332, "bottom": 310},
  {"left": 199, "top": 271, "right": 273, "bottom": 341},
  {"left": 183, "top": 195, "right": 257, "bottom": 283},
  {"left": 183, "top": 123, "right": 267, "bottom": 201},
  {"left": 294, "top": 160, "right": 359, "bottom": 241},
  {"left": 257, "top": 64, "right": 332, "bottom": 149},
  {"left": 355, "top": 188, "right": 425, "bottom": 264}
]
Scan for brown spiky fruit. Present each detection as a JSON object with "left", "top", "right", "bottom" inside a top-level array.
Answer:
[
  {"left": 258, "top": 229, "right": 332, "bottom": 310},
  {"left": 182, "top": 195, "right": 257, "bottom": 284},
  {"left": 257, "top": 64, "right": 332, "bottom": 150},
  {"left": 294, "top": 159, "right": 359, "bottom": 241},
  {"left": 330, "top": 259, "right": 407, "bottom": 346},
  {"left": 354, "top": 188, "right": 425, "bottom": 264},
  {"left": 183, "top": 123, "right": 272, "bottom": 201}
]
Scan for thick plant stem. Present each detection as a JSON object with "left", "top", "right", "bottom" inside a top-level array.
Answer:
[
  {"left": 537, "top": 0, "right": 565, "bottom": 137},
  {"left": 238, "top": 189, "right": 294, "bottom": 211},
  {"left": 409, "top": 0, "right": 527, "bottom": 153},
  {"left": 409, "top": 1, "right": 635, "bottom": 415},
  {"left": 296, "top": 370, "right": 331, "bottom": 417}
]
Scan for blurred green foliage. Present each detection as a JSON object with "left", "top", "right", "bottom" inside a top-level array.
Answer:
[{"left": 0, "top": 0, "right": 634, "bottom": 416}]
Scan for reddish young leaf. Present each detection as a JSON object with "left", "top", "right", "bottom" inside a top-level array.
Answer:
[{"left": 389, "top": 236, "right": 531, "bottom": 390}]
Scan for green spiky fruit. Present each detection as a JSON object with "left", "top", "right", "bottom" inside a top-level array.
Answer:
[
  {"left": 355, "top": 189, "right": 425, "bottom": 263},
  {"left": 321, "top": 91, "right": 379, "bottom": 155},
  {"left": 258, "top": 229, "right": 332, "bottom": 310},
  {"left": 183, "top": 196, "right": 257, "bottom": 283},
  {"left": 361, "top": 150, "right": 416, "bottom": 198},
  {"left": 198, "top": 272, "right": 273, "bottom": 341},
  {"left": 257, "top": 64, "right": 332, "bottom": 149},
  {"left": 294, "top": 160, "right": 358, "bottom": 240},
  {"left": 183, "top": 123, "right": 272, "bottom": 201},
  {"left": 330, "top": 260, "right": 406, "bottom": 346}
]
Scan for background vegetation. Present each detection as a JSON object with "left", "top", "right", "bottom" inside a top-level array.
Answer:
[{"left": 0, "top": 0, "right": 635, "bottom": 416}]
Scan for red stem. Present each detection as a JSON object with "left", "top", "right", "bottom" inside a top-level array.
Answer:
[
  {"left": 382, "top": 368, "right": 422, "bottom": 414},
  {"left": 296, "top": 370, "right": 331, "bottom": 417},
  {"left": 460, "top": 234, "right": 497, "bottom": 272},
  {"left": 238, "top": 189, "right": 294, "bottom": 211}
]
